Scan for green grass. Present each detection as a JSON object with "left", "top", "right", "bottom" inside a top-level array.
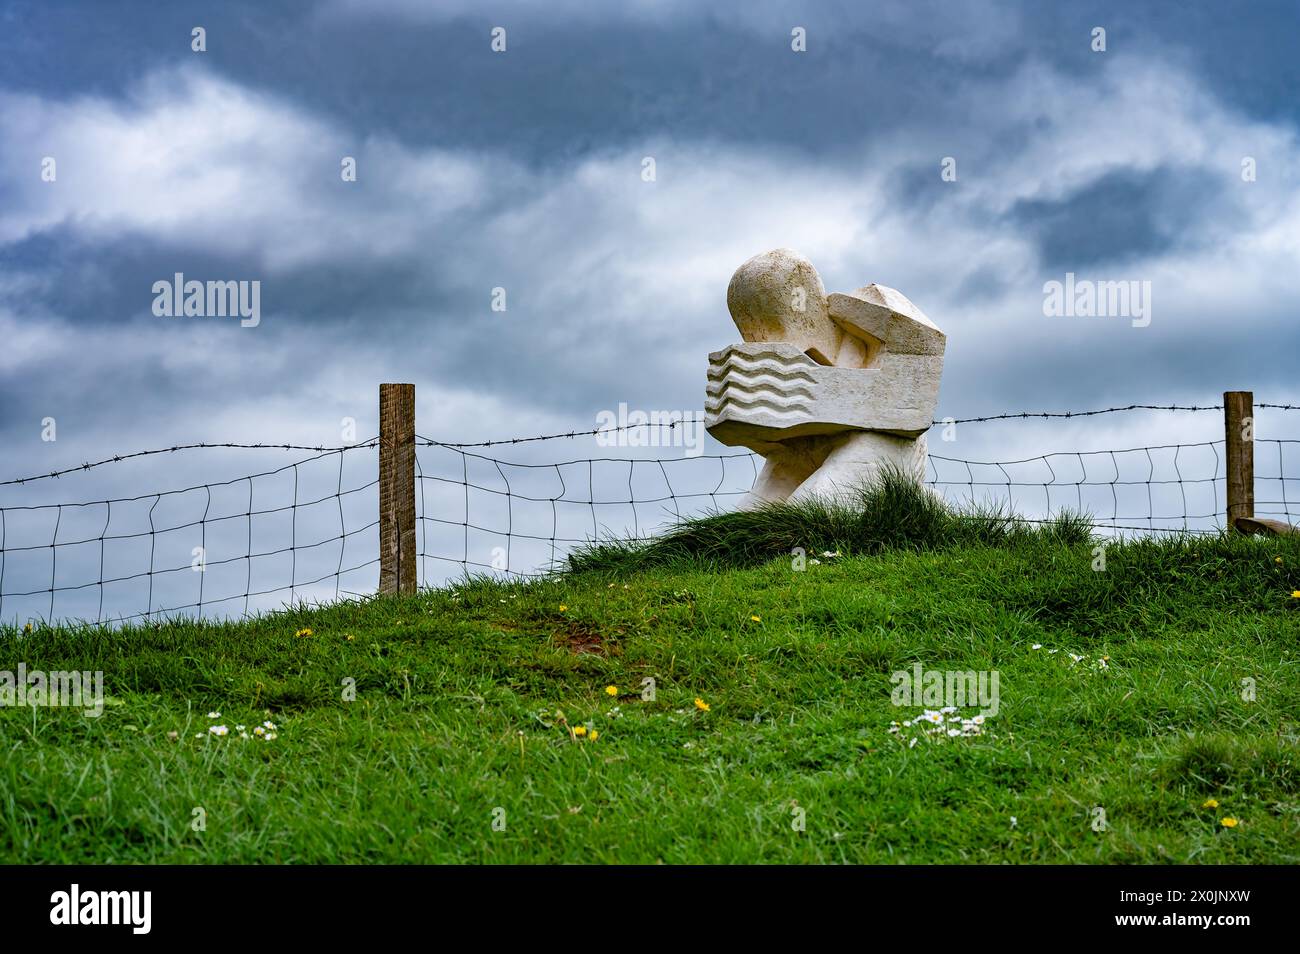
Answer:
[
  {"left": 566, "top": 468, "right": 1095, "bottom": 574},
  {"left": 3, "top": 480, "right": 1300, "bottom": 863}
]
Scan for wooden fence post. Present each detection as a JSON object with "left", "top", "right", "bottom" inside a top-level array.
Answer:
[
  {"left": 1225, "top": 390, "right": 1254, "bottom": 531},
  {"left": 379, "top": 383, "right": 417, "bottom": 594}
]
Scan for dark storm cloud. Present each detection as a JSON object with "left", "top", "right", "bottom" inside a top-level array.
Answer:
[
  {"left": 1005, "top": 166, "right": 1220, "bottom": 271},
  {"left": 1, "top": 0, "right": 1022, "bottom": 164},
  {"left": 7, "top": 0, "right": 1298, "bottom": 166}
]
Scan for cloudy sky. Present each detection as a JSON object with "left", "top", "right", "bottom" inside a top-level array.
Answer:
[{"left": 2, "top": 0, "right": 1299, "bottom": 617}]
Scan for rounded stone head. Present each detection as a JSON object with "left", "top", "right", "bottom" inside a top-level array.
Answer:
[{"left": 726, "top": 248, "right": 841, "bottom": 364}]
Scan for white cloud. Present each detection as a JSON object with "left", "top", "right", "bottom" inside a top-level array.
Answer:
[
  {"left": 0, "top": 68, "right": 494, "bottom": 270},
  {"left": 2, "top": 50, "right": 1300, "bottom": 463}
]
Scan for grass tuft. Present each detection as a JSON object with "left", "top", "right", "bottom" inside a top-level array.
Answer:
[{"left": 566, "top": 467, "right": 1094, "bottom": 574}]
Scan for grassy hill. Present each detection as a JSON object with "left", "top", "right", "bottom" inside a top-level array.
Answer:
[{"left": 3, "top": 480, "right": 1299, "bottom": 863}]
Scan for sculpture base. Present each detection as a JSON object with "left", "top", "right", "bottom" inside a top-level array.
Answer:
[{"left": 743, "top": 431, "right": 928, "bottom": 508}]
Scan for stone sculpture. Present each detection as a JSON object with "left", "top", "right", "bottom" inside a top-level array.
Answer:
[{"left": 705, "top": 249, "right": 945, "bottom": 506}]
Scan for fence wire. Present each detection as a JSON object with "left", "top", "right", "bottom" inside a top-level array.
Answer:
[
  {"left": 413, "top": 440, "right": 759, "bottom": 579},
  {"left": 0, "top": 441, "right": 380, "bottom": 625},
  {"left": 927, "top": 441, "right": 1227, "bottom": 534},
  {"left": 1, "top": 403, "right": 1297, "bottom": 624}
]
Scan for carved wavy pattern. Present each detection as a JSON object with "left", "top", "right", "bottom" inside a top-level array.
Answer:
[
  {"left": 708, "top": 351, "right": 817, "bottom": 385},
  {"left": 707, "top": 392, "right": 806, "bottom": 415},
  {"left": 706, "top": 395, "right": 812, "bottom": 421},
  {"left": 706, "top": 348, "right": 819, "bottom": 425},
  {"left": 712, "top": 376, "right": 811, "bottom": 408},
  {"left": 706, "top": 378, "right": 815, "bottom": 402}
]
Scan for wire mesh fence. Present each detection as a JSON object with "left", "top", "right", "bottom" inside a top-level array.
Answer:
[
  {"left": 413, "top": 439, "right": 759, "bottom": 580},
  {"left": 0, "top": 442, "right": 381, "bottom": 626},
  {"left": 1, "top": 401, "right": 1297, "bottom": 625},
  {"left": 927, "top": 437, "right": 1298, "bottom": 535}
]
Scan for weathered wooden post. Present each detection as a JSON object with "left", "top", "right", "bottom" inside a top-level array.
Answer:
[
  {"left": 1224, "top": 390, "right": 1254, "bottom": 531},
  {"left": 379, "top": 383, "right": 417, "bottom": 594}
]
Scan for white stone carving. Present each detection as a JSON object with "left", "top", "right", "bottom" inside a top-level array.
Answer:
[{"left": 705, "top": 249, "right": 945, "bottom": 506}]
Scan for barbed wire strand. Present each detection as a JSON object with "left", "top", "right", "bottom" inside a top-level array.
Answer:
[{"left": 1, "top": 411, "right": 1297, "bottom": 625}]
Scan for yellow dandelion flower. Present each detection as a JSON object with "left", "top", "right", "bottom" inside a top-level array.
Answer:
[
  {"left": 750, "top": 615, "right": 761, "bottom": 622},
  {"left": 1292, "top": 591, "right": 1300, "bottom": 599},
  {"left": 572, "top": 725, "right": 586, "bottom": 736},
  {"left": 1220, "top": 817, "right": 1238, "bottom": 828},
  {"left": 589, "top": 730, "right": 599, "bottom": 741},
  {"left": 559, "top": 604, "right": 568, "bottom": 612},
  {"left": 605, "top": 685, "right": 618, "bottom": 696},
  {"left": 1275, "top": 557, "right": 1283, "bottom": 564},
  {"left": 1202, "top": 798, "right": 1219, "bottom": 809},
  {"left": 694, "top": 698, "right": 710, "bottom": 712},
  {"left": 296, "top": 627, "right": 313, "bottom": 637},
  {"left": 23, "top": 623, "right": 32, "bottom": 634},
  {"left": 345, "top": 634, "right": 354, "bottom": 641}
]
